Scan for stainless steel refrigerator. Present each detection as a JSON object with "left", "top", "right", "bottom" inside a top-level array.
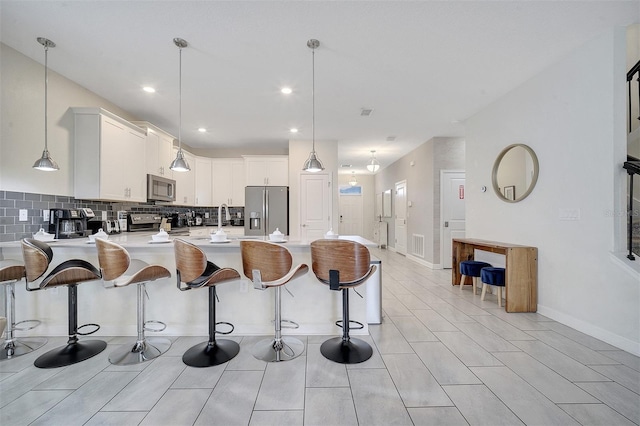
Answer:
[{"left": 244, "top": 186, "right": 289, "bottom": 236}]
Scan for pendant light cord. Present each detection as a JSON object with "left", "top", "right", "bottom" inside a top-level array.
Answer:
[
  {"left": 311, "top": 46, "right": 315, "bottom": 154},
  {"left": 44, "top": 43, "right": 49, "bottom": 152},
  {"left": 178, "top": 45, "right": 182, "bottom": 150}
]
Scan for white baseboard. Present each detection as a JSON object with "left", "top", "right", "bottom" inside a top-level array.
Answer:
[
  {"left": 537, "top": 305, "right": 640, "bottom": 356},
  {"left": 406, "top": 254, "right": 438, "bottom": 269}
]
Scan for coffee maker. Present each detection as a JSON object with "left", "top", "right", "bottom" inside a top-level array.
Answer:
[{"left": 49, "top": 208, "right": 93, "bottom": 239}]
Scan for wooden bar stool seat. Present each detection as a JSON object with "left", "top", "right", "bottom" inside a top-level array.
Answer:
[
  {"left": 0, "top": 260, "right": 47, "bottom": 360},
  {"left": 174, "top": 239, "right": 241, "bottom": 367},
  {"left": 459, "top": 260, "right": 491, "bottom": 294},
  {"left": 240, "top": 240, "right": 308, "bottom": 362},
  {"left": 22, "top": 238, "right": 106, "bottom": 368},
  {"left": 310, "top": 239, "right": 376, "bottom": 364},
  {"left": 96, "top": 238, "right": 172, "bottom": 365}
]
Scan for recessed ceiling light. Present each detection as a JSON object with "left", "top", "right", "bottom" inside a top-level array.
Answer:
[
  {"left": 289, "top": 128, "right": 298, "bottom": 133},
  {"left": 281, "top": 87, "right": 292, "bottom": 94},
  {"left": 143, "top": 86, "right": 156, "bottom": 93},
  {"left": 198, "top": 128, "right": 207, "bottom": 133}
]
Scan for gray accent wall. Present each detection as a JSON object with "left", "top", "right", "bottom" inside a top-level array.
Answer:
[{"left": 375, "top": 137, "right": 464, "bottom": 267}]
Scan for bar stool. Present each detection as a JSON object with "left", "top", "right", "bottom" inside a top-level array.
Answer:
[
  {"left": 95, "top": 238, "right": 172, "bottom": 365},
  {"left": 240, "top": 240, "right": 308, "bottom": 362},
  {"left": 174, "top": 238, "right": 241, "bottom": 367},
  {"left": 310, "top": 239, "right": 377, "bottom": 364},
  {"left": 0, "top": 260, "right": 47, "bottom": 360},
  {"left": 459, "top": 260, "right": 491, "bottom": 294},
  {"left": 480, "top": 267, "right": 506, "bottom": 307},
  {"left": 22, "top": 238, "right": 106, "bottom": 368}
]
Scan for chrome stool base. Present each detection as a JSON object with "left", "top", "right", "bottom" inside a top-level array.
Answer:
[
  {"left": 35, "top": 340, "right": 107, "bottom": 368},
  {"left": 252, "top": 336, "right": 304, "bottom": 362},
  {"left": 183, "top": 339, "right": 240, "bottom": 367},
  {"left": 320, "top": 337, "right": 372, "bottom": 364},
  {"left": 109, "top": 337, "right": 171, "bottom": 366},
  {"left": 0, "top": 337, "right": 47, "bottom": 361}
]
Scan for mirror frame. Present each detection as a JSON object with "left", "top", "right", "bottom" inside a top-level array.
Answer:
[{"left": 491, "top": 143, "right": 539, "bottom": 203}]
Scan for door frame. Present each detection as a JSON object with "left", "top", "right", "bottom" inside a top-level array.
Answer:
[
  {"left": 394, "top": 179, "right": 407, "bottom": 255},
  {"left": 440, "top": 169, "right": 466, "bottom": 269}
]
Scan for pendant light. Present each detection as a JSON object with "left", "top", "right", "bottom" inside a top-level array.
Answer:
[
  {"left": 349, "top": 171, "right": 358, "bottom": 186},
  {"left": 302, "top": 39, "right": 324, "bottom": 172},
  {"left": 32, "top": 37, "right": 59, "bottom": 172},
  {"left": 366, "top": 150, "right": 380, "bottom": 173},
  {"left": 169, "top": 37, "right": 191, "bottom": 172}
]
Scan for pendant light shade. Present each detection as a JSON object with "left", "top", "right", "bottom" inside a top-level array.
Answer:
[
  {"left": 302, "top": 39, "right": 324, "bottom": 172},
  {"left": 349, "top": 171, "right": 358, "bottom": 186},
  {"left": 170, "top": 37, "right": 191, "bottom": 172},
  {"left": 33, "top": 37, "right": 59, "bottom": 172},
  {"left": 366, "top": 150, "right": 380, "bottom": 173}
]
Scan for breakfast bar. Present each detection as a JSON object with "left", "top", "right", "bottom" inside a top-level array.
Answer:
[{"left": 0, "top": 232, "right": 381, "bottom": 338}]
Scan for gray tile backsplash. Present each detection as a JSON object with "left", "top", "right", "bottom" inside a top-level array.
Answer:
[{"left": 0, "top": 190, "right": 244, "bottom": 242}]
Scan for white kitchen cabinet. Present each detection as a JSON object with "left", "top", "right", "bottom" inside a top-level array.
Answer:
[
  {"left": 212, "top": 159, "right": 245, "bottom": 206},
  {"left": 194, "top": 157, "right": 212, "bottom": 206},
  {"left": 74, "top": 108, "right": 147, "bottom": 202},
  {"left": 172, "top": 148, "right": 195, "bottom": 205},
  {"left": 243, "top": 155, "right": 288, "bottom": 186},
  {"left": 133, "top": 121, "right": 175, "bottom": 177}
]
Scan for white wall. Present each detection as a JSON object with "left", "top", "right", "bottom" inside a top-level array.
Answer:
[
  {"left": 0, "top": 43, "right": 138, "bottom": 195},
  {"left": 465, "top": 28, "right": 639, "bottom": 355}
]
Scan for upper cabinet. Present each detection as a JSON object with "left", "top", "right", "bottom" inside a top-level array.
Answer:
[
  {"left": 73, "top": 108, "right": 147, "bottom": 202},
  {"left": 194, "top": 157, "right": 212, "bottom": 206},
  {"left": 244, "top": 155, "right": 289, "bottom": 186},
  {"left": 212, "top": 158, "right": 245, "bottom": 206},
  {"left": 172, "top": 148, "right": 195, "bottom": 205},
  {"left": 133, "top": 121, "right": 175, "bottom": 178}
]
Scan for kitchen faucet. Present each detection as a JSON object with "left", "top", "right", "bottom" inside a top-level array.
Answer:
[{"left": 218, "top": 203, "right": 230, "bottom": 232}]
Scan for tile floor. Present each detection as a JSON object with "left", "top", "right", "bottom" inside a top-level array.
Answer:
[{"left": 1, "top": 248, "right": 639, "bottom": 425}]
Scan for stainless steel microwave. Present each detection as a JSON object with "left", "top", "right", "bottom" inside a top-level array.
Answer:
[{"left": 147, "top": 174, "right": 176, "bottom": 202}]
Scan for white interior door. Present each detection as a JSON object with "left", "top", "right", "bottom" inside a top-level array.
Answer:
[
  {"left": 441, "top": 171, "right": 466, "bottom": 268},
  {"left": 300, "top": 173, "right": 331, "bottom": 242},
  {"left": 394, "top": 180, "right": 407, "bottom": 255},
  {"left": 339, "top": 192, "right": 363, "bottom": 236}
]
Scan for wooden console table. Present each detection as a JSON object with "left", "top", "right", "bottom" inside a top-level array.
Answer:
[{"left": 452, "top": 238, "right": 538, "bottom": 312}]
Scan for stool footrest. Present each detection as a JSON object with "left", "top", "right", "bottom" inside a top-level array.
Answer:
[
  {"left": 214, "top": 321, "right": 234, "bottom": 335},
  {"left": 280, "top": 319, "right": 299, "bottom": 329},
  {"left": 143, "top": 320, "right": 167, "bottom": 333},
  {"left": 12, "top": 319, "right": 42, "bottom": 331},
  {"left": 77, "top": 323, "right": 100, "bottom": 336},
  {"left": 335, "top": 319, "right": 364, "bottom": 330}
]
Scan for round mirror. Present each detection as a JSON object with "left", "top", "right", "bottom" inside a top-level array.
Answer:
[{"left": 492, "top": 144, "right": 539, "bottom": 203}]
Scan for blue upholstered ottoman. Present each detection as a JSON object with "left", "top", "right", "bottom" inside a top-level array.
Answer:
[
  {"left": 480, "top": 267, "right": 506, "bottom": 307},
  {"left": 459, "top": 260, "right": 491, "bottom": 294}
]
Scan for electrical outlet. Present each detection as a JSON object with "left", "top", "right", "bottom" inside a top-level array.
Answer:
[
  {"left": 239, "top": 280, "right": 248, "bottom": 293},
  {"left": 205, "top": 212, "right": 210, "bottom": 219},
  {"left": 43, "top": 209, "right": 50, "bottom": 221},
  {"left": 19, "top": 209, "right": 28, "bottom": 221},
  {"left": 101, "top": 211, "right": 107, "bottom": 220}
]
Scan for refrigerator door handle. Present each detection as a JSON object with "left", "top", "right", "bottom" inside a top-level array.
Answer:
[{"left": 264, "top": 189, "right": 268, "bottom": 235}]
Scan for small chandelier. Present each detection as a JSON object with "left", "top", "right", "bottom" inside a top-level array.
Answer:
[
  {"left": 302, "top": 39, "right": 324, "bottom": 172},
  {"left": 348, "top": 171, "right": 358, "bottom": 186},
  {"left": 33, "top": 37, "right": 59, "bottom": 172},
  {"left": 169, "top": 37, "right": 191, "bottom": 172},
  {"left": 366, "top": 150, "right": 380, "bottom": 173}
]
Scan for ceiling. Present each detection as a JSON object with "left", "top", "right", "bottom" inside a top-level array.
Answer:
[{"left": 1, "top": 1, "right": 638, "bottom": 174}]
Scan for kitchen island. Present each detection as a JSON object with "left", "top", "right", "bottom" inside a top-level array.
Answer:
[{"left": 0, "top": 230, "right": 381, "bottom": 338}]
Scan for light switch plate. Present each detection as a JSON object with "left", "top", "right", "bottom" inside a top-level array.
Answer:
[
  {"left": 101, "top": 211, "right": 107, "bottom": 220},
  {"left": 43, "top": 209, "right": 50, "bottom": 221},
  {"left": 19, "top": 209, "right": 28, "bottom": 221}
]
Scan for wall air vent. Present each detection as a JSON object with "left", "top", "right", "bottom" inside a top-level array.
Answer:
[
  {"left": 360, "top": 108, "right": 373, "bottom": 116},
  {"left": 386, "top": 136, "right": 396, "bottom": 141}
]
